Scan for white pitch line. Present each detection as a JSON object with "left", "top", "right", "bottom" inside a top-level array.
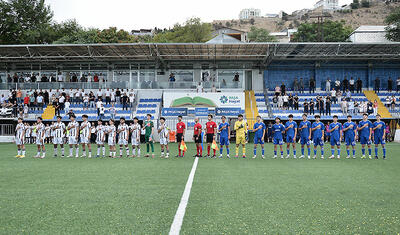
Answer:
[{"left": 169, "top": 157, "right": 199, "bottom": 235}]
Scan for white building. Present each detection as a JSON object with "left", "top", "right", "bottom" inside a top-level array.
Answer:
[
  {"left": 270, "top": 29, "right": 298, "bottom": 43},
  {"left": 349, "top": 25, "right": 390, "bottom": 43},
  {"left": 314, "top": 0, "right": 340, "bottom": 10},
  {"left": 239, "top": 8, "right": 261, "bottom": 19},
  {"left": 131, "top": 29, "right": 153, "bottom": 36}
]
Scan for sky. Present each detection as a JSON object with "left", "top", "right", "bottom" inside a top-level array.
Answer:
[{"left": 46, "top": 0, "right": 353, "bottom": 30}]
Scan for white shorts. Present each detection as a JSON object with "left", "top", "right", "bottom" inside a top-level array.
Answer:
[
  {"left": 15, "top": 138, "right": 24, "bottom": 145},
  {"left": 118, "top": 138, "right": 128, "bottom": 145},
  {"left": 108, "top": 137, "right": 116, "bottom": 146},
  {"left": 68, "top": 136, "right": 78, "bottom": 145},
  {"left": 53, "top": 137, "right": 64, "bottom": 145},
  {"left": 35, "top": 137, "right": 44, "bottom": 145},
  {"left": 160, "top": 138, "right": 168, "bottom": 145},
  {"left": 131, "top": 138, "right": 140, "bottom": 146},
  {"left": 80, "top": 135, "right": 90, "bottom": 144},
  {"left": 96, "top": 139, "right": 105, "bottom": 145}
]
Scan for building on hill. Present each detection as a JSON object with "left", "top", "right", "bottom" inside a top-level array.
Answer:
[
  {"left": 212, "top": 27, "right": 248, "bottom": 42},
  {"left": 270, "top": 29, "right": 298, "bottom": 43},
  {"left": 265, "top": 13, "right": 279, "bottom": 18},
  {"left": 314, "top": 0, "right": 340, "bottom": 10},
  {"left": 349, "top": 25, "right": 390, "bottom": 43},
  {"left": 206, "top": 34, "right": 243, "bottom": 44},
  {"left": 239, "top": 8, "right": 261, "bottom": 20},
  {"left": 131, "top": 29, "right": 153, "bottom": 36}
]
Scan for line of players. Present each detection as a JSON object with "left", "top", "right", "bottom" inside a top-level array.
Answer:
[{"left": 14, "top": 112, "right": 387, "bottom": 159}]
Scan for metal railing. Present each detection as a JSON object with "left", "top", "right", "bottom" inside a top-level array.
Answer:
[
  {"left": 0, "top": 124, "right": 14, "bottom": 136},
  {"left": 0, "top": 81, "right": 243, "bottom": 90}
]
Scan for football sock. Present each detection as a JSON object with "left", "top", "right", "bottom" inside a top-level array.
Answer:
[
  {"left": 133, "top": 148, "right": 136, "bottom": 156},
  {"left": 120, "top": 147, "right": 123, "bottom": 156},
  {"left": 97, "top": 148, "right": 100, "bottom": 156},
  {"left": 293, "top": 150, "right": 296, "bottom": 156},
  {"left": 22, "top": 149, "right": 25, "bottom": 156},
  {"left": 347, "top": 149, "right": 350, "bottom": 156},
  {"left": 242, "top": 147, "right": 246, "bottom": 156},
  {"left": 261, "top": 148, "right": 264, "bottom": 156},
  {"left": 331, "top": 149, "right": 335, "bottom": 155},
  {"left": 126, "top": 148, "right": 129, "bottom": 156},
  {"left": 220, "top": 147, "right": 223, "bottom": 155},
  {"left": 362, "top": 148, "right": 365, "bottom": 155},
  {"left": 368, "top": 148, "right": 372, "bottom": 156},
  {"left": 137, "top": 148, "right": 141, "bottom": 156},
  {"left": 375, "top": 147, "right": 378, "bottom": 156},
  {"left": 213, "top": 149, "right": 216, "bottom": 155},
  {"left": 287, "top": 149, "right": 290, "bottom": 155},
  {"left": 61, "top": 148, "right": 64, "bottom": 156},
  {"left": 383, "top": 147, "right": 386, "bottom": 157},
  {"left": 254, "top": 147, "right": 257, "bottom": 156},
  {"left": 337, "top": 149, "right": 340, "bottom": 156},
  {"left": 236, "top": 146, "right": 239, "bottom": 156},
  {"left": 102, "top": 147, "right": 105, "bottom": 156},
  {"left": 280, "top": 151, "right": 283, "bottom": 156},
  {"left": 301, "top": 148, "right": 304, "bottom": 155},
  {"left": 321, "top": 147, "right": 324, "bottom": 155},
  {"left": 70, "top": 148, "right": 73, "bottom": 156},
  {"left": 307, "top": 147, "right": 311, "bottom": 156},
  {"left": 179, "top": 149, "right": 181, "bottom": 156},
  {"left": 207, "top": 145, "right": 210, "bottom": 155},
  {"left": 314, "top": 149, "right": 317, "bottom": 156},
  {"left": 75, "top": 147, "right": 79, "bottom": 156},
  {"left": 226, "top": 147, "right": 229, "bottom": 155},
  {"left": 352, "top": 149, "right": 356, "bottom": 156},
  {"left": 146, "top": 143, "right": 150, "bottom": 153},
  {"left": 17, "top": 149, "right": 21, "bottom": 155},
  {"left": 150, "top": 142, "right": 154, "bottom": 153},
  {"left": 274, "top": 150, "right": 277, "bottom": 156}
]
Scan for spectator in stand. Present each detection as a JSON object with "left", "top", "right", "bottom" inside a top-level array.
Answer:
[
  {"left": 111, "top": 89, "right": 116, "bottom": 104},
  {"left": 96, "top": 99, "right": 103, "bottom": 116},
  {"left": 272, "top": 95, "right": 278, "bottom": 109},
  {"left": 53, "top": 98, "right": 60, "bottom": 116},
  {"left": 341, "top": 99, "right": 348, "bottom": 114},
  {"left": 318, "top": 97, "right": 324, "bottom": 116},
  {"left": 356, "top": 78, "right": 363, "bottom": 93},
  {"left": 37, "top": 93, "right": 44, "bottom": 110},
  {"left": 293, "top": 78, "right": 299, "bottom": 92},
  {"left": 330, "top": 88, "right": 336, "bottom": 104},
  {"left": 57, "top": 72, "right": 63, "bottom": 82},
  {"left": 348, "top": 99, "right": 354, "bottom": 115},
  {"left": 233, "top": 72, "right": 240, "bottom": 82},
  {"left": 288, "top": 94, "right": 293, "bottom": 110},
  {"left": 385, "top": 96, "right": 391, "bottom": 108},
  {"left": 115, "top": 88, "right": 121, "bottom": 104},
  {"left": 71, "top": 73, "right": 78, "bottom": 82},
  {"left": 211, "top": 85, "right": 217, "bottom": 93},
  {"left": 99, "top": 103, "right": 105, "bottom": 120},
  {"left": 388, "top": 77, "right": 393, "bottom": 93},
  {"left": 129, "top": 93, "right": 135, "bottom": 110},
  {"left": 325, "top": 78, "right": 331, "bottom": 92},
  {"left": 75, "top": 89, "right": 81, "bottom": 104},
  {"left": 64, "top": 99, "right": 70, "bottom": 115},
  {"left": 374, "top": 77, "right": 380, "bottom": 93},
  {"left": 294, "top": 94, "right": 299, "bottom": 110},
  {"left": 80, "top": 74, "right": 87, "bottom": 82},
  {"left": 391, "top": 95, "right": 396, "bottom": 110},
  {"left": 89, "top": 91, "right": 95, "bottom": 108},
  {"left": 83, "top": 93, "right": 89, "bottom": 110},
  {"left": 278, "top": 95, "right": 283, "bottom": 109},
  {"left": 280, "top": 82, "right": 286, "bottom": 96},
  {"left": 396, "top": 77, "right": 400, "bottom": 93},
  {"left": 367, "top": 101, "right": 374, "bottom": 115},
  {"left": 196, "top": 82, "right": 204, "bottom": 93},
  {"left": 309, "top": 77, "right": 316, "bottom": 94},
  {"left": 105, "top": 89, "right": 111, "bottom": 105},
  {"left": 169, "top": 73, "right": 176, "bottom": 82},
  {"left": 336, "top": 90, "right": 342, "bottom": 104},
  {"left": 67, "top": 109, "right": 75, "bottom": 119},
  {"left": 303, "top": 99, "right": 309, "bottom": 114},
  {"left": 109, "top": 103, "right": 116, "bottom": 120},
  {"left": 373, "top": 99, "right": 378, "bottom": 116},
  {"left": 282, "top": 93, "right": 289, "bottom": 110},
  {"left": 93, "top": 74, "right": 99, "bottom": 82},
  {"left": 23, "top": 94, "right": 29, "bottom": 107},
  {"left": 299, "top": 78, "right": 304, "bottom": 93},
  {"left": 121, "top": 93, "right": 129, "bottom": 111},
  {"left": 274, "top": 85, "right": 281, "bottom": 97},
  {"left": 343, "top": 77, "right": 349, "bottom": 92},
  {"left": 335, "top": 78, "right": 341, "bottom": 92},
  {"left": 97, "top": 89, "right": 103, "bottom": 101},
  {"left": 309, "top": 99, "right": 315, "bottom": 115},
  {"left": 16, "top": 89, "right": 22, "bottom": 104},
  {"left": 349, "top": 77, "right": 355, "bottom": 93},
  {"left": 325, "top": 96, "right": 331, "bottom": 116}
]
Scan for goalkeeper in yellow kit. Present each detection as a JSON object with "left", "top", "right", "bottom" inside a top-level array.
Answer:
[{"left": 234, "top": 114, "right": 248, "bottom": 158}]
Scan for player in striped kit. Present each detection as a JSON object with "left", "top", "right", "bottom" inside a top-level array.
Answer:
[
  {"left": 130, "top": 117, "right": 141, "bottom": 157},
  {"left": 107, "top": 119, "right": 117, "bottom": 158},
  {"left": 34, "top": 117, "right": 46, "bottom": 158},
  {"left": 67, "top": 115, "right": 80, "bottom": 158},
  {"left": 158, "top": 117, "right": 170, "bottom": 158},
  {"left": 117, "top": 117, "right": 129, "bottom": 157},
  {"left": 15, "top": 117, "right": 26, "bottom": 158},
  {"left": 95, "top": 120, "right": 106, "bottom": 158},
  {"left": 52, "top": 116, "right": 66, "bottom": 157},
  {"left": 80, "top": 115, "right": 92, "bottom": 158}
]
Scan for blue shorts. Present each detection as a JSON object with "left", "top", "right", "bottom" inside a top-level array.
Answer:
[
  {"left": 345, "top": 137, "right": 356, "bottom": 146},
  {"left": 313, "top": 137, "right": 324, "bottom": 146},
  {"left": 254, "top": 136, "right": 264, "bottom": 145},
  {"left": 273, "top": 137, "right": 284, "bottom": 145},
  {"left": 300, "top": 137, "right": 310, "bottom": 146},
  {"left": 286, "top": 135, "right": 295, "bottom": 143},
  {"left": 360, "top": 135, "right": 371, "bottom": 145},
  {"left": 374, "top": 137, "right": 385, "bottom": 145},
  {"left": 219, "top": 136, "right": 230, "bottom": 146},
  {"left": 330, "top": 136, "right": 340, "bottom": 146}
]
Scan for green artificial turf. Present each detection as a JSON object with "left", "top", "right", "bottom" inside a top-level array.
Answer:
[{"left": 0, "top": 142, "right": 399, "bottom": 234}]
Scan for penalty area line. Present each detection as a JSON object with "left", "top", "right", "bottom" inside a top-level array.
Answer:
[{"left": 169, "top": 157, "right": 199, "bottom": 235}]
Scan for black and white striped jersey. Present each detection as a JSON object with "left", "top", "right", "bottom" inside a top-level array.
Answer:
[
  {"left": 36, "top": 123, "right": 45, "bottom": 138},
  {"left": 96, "top": 125, "right": 105, "bottom": 141},
  {"left": 67, "top": 121, "right": 79, "bottom": 137},
  {"left": 53, "top": 122, "right": 66, "bottom": 138},
  {"left": 80, "top": 121, "right": 91, "bottom": 138},
  {"left": 108, "top": 125, "right": 116, "bottom": 139},
  {"left": 15, "top": 123, "right": 25, "bottom": 140},
  {"left": 130, "top": 123, "right": 141, "bottom": 140},
  {"left": 118, "top": 124, "right": 129, "bottom": 140}
]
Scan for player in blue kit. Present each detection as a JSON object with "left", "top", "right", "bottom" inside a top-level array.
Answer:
[
  {"left": 218, "top": 116, "right": 230, "bottom": 158},
  {"left": 358, "top": 113, "right": 373, "bottom": 159},
  {"left": 285, "top": 114, "right": 298, "bottom": 158},
  {"left": 272, "top": 117, "right": 285, "bottom": 159},
  {"left": 328, "top": 115, "right": 342, "bottom": 159},
  {"left": 372, "top": 114, "right": 386, "bottom": 159},
  {"left": 252, "top": 116, "right": 266, "bottom": 159},
  {"left": 311, "top": 115, "right": 325, "bottom": 159},
  {"left": 299, "top": 114, "right": 312, "bottom": 159},
  {"left": 342, "top": 115, "right": 357, "bottom": 159}
]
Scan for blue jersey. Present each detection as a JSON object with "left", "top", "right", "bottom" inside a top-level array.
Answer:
[
  {"left": 285, "top": 121, "right": 297, "bottom": 137},
  {"left": 373, "top": 121, "right": 386, "bottom": 139},
  {"left": 272, "top": 123, "right": 285, "bottom": 139},
  {"left": 329, "top": 122, "right": 342, "bottom": 139},
  {"left": 358, "top": 120, "right": 372, "bottom": 137},
  {"left": 343, "top": 122, "right": 357, "bottom": 139},
  {"left": 219, "top": 122, "right": 230, "bottom": 138},
  {"left": 299, "top": 121, "right": 311, "bottom": 138},
  {"left": 253, "top": 122, "right": 266, "bottom": 137},
  {"left": 312, "top": 122, "right": 324, "bottom": 139}
]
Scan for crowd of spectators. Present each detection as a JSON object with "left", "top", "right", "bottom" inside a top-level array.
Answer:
[
  {"left": 6, "top": 72, "right": 107, "bottom": 83},
  {"left": 1, "top": 88, "right": 136, "bottom": 118}
]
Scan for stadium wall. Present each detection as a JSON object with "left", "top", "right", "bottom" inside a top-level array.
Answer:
[{"left": 264, "top": 61, "right": 400, "bottom": 91}]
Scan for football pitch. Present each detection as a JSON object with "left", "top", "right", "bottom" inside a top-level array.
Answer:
[{"left": 0, "top": 142, "right": 399, "bottom": 234}]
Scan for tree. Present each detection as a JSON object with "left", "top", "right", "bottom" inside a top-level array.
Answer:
[
  {"left": 247, "top": 27, "right": 277, "bottom": 42},
  {"left": 385, "top": 7, "right": 400, "bottom": 41},
  {"left": 350, "top": 0, "right": 360, "bottom": 9},
  {"left": 152, "top": 18, "right": 212, "bottom": 43},
  {"left": 0, "top": 0, "right": 54, "bottom": 44},
  {"left": 292, "top": 20, "right": 353, "bottom": 42},
  {"left": 361, "top": 0, "right": 370, "bottom": 7}
]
